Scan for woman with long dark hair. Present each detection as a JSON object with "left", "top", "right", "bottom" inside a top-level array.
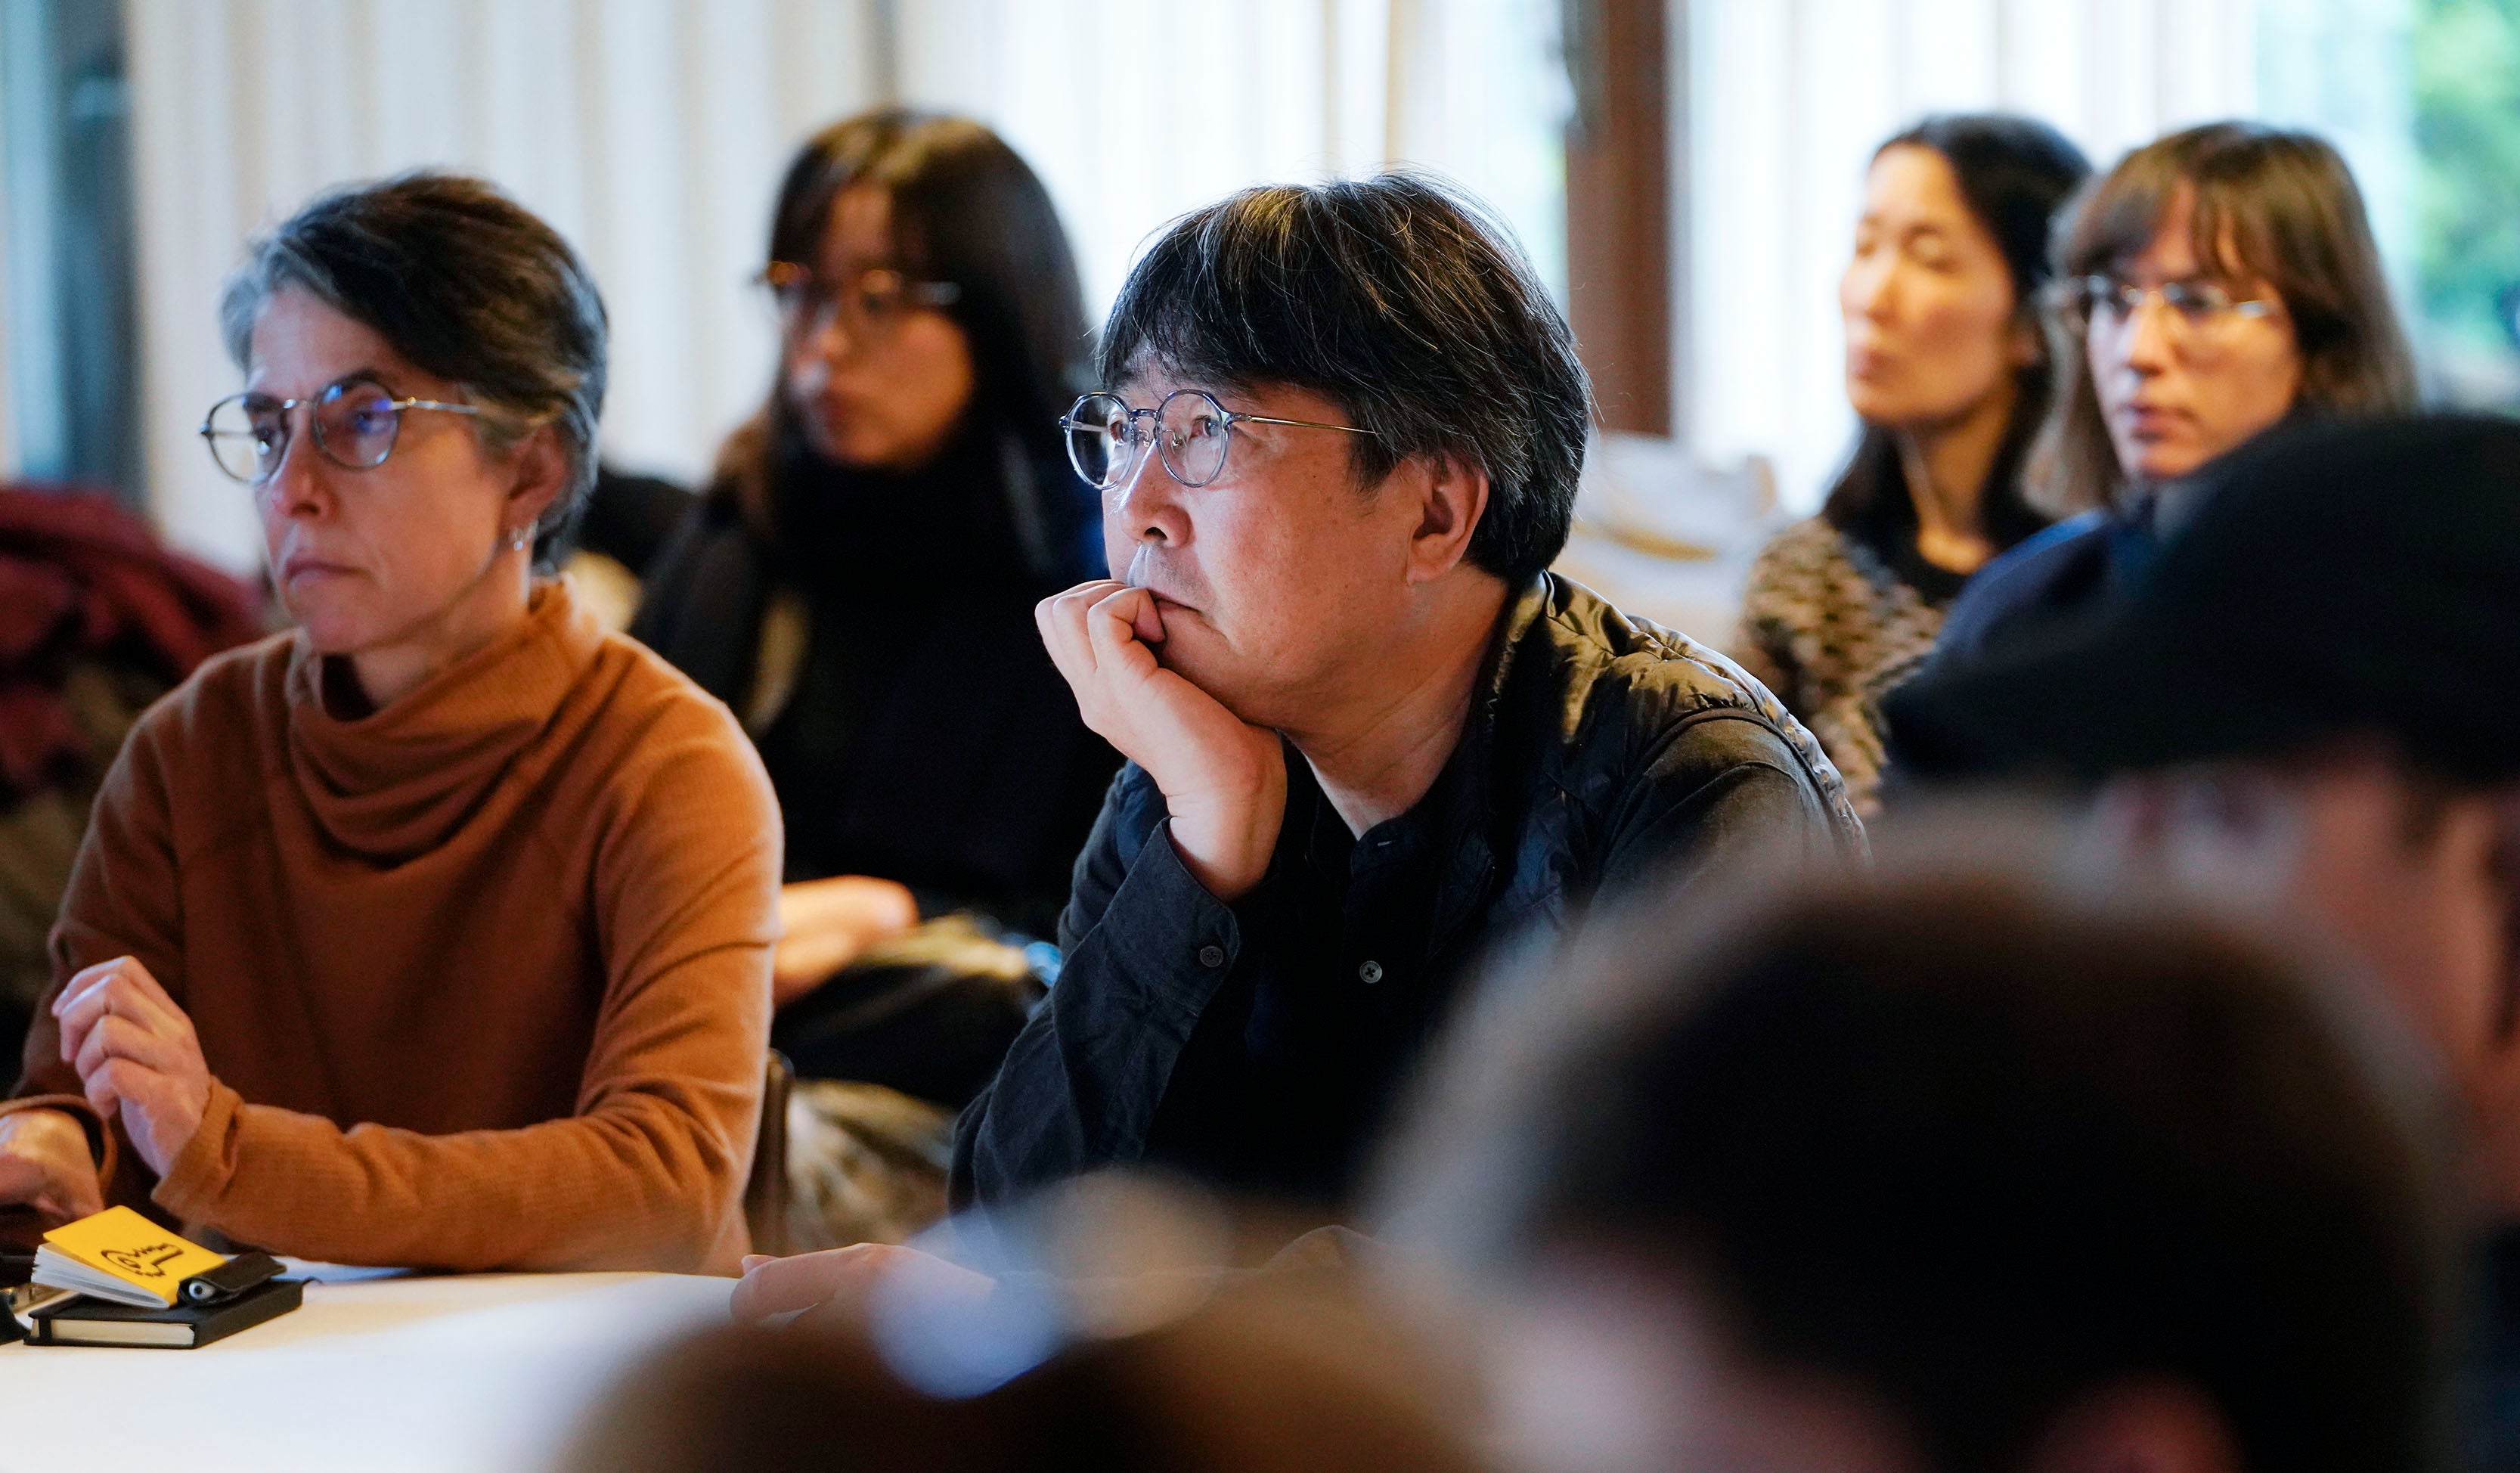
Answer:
[
  {"left": 634, "top": 112, "right": 1116, "bottom": 1099},
  {"left": 1738, "top": 115, "right": 2090, "bottom": 814}
]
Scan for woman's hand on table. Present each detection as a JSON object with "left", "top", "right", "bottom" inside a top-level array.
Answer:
[
  {"left": 772, "top": 876, "right": 921, "bottom": 1007},
  {"left": 54, "top": 955, "right": 213, "bottom": 1177},
  {"left": 0, "top": 1108, "right": 104, "bottom": 1222},
  {"left": 731, "top": 1244, "right": 994, "bottom": 1324}
]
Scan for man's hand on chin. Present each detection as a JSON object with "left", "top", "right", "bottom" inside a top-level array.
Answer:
[{"left": 1037, "top": 579, "right": 1288, "bottom": 902}]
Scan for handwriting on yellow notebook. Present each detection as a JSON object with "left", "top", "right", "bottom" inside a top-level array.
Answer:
[{"left": 38, "top": 1207, "right": 229, "bottom": 1308}]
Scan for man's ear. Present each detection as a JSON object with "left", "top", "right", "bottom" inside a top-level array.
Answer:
[
  {"left": 2023, "top": 1380, "right": 2243, "bottom": 1473},
  {"left": 504, "top": 423, "right": 572, "bottom": 541},
  {"left": 1404, "top": 452, "right": 1490, "bottom": 585}
]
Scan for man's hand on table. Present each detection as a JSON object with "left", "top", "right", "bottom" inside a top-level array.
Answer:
[
  {"left": 732, "top": 1245, "right": 995, "bottom": 1325},
  {"left": 0, "top": 1108, "right": 104, "bottom": 1223},
  {"left": 773, "top": 876, "right": 921, "bottom": 1007},
  {"left": 54, "top": 955, "right": 212, "bottom": 1177},
  {"left": 1037, "top": 580, "right": 1286, "bottom": 902}
]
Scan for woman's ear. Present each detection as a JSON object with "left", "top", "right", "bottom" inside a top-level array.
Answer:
[
  {"left": 504, "top": 423, "right": 572, "bottom": 541},
  {"left": 1405, "top": 451, "right": 1492, "bottom": 585}
]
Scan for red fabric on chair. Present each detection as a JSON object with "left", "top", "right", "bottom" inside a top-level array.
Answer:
[{"left": 0, "top": 485, "right": 263, "bottom": 799}]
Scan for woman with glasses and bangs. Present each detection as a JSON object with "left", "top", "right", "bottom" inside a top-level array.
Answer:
[
  {"left": 631, "top": 113, "right": 1117, "bottom": 1139},
  {"left": 1924, "top": 122, "right": 2420, "bottom": 668},
  {"left": 0, "top": 173, "right": 782, "bottom": 1272}
]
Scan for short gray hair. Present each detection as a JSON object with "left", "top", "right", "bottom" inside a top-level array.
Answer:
[{"left": 219, "top": 170, "right": 609, "bottom": 543}]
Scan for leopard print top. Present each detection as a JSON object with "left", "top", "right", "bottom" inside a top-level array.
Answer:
[{"left": 1736, "top": 516, "right": 1954, "bottom": 817}]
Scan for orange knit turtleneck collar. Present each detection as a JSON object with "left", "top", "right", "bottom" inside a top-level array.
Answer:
[{"left": 282, "top": 581, "right": 602, "bottom": 862}]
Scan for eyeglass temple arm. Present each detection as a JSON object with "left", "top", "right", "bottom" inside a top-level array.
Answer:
[
  {"left": 1063, "top": 401, "right": 1372, "bottom": 438},
  {"left": 200, "top": 392, "right": 484, "bottom": 423},
  {"left": 1227, "top": 413, "right": 1375, "bottom": 435}
]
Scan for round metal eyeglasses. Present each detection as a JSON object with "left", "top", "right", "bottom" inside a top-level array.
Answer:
[
  {"left": 200, "top": 380, "right": 483, "bottom": 485},
  {"left": 1060, "top": 389, "right": 1375, "bottom": 492}
]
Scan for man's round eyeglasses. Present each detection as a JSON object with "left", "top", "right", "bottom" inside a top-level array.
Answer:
[
  {"left": 2056, "top": 274, "right": 2277, "bottom": 333},
  {"left": 760, "top": 261, "right": 961, "bottom": 345},
  {"left": 1061, "top": 389, "right": 1375, "bottom": 492},
  {"left": 200, "top": 380, "right": 483, "bottom": 485}
]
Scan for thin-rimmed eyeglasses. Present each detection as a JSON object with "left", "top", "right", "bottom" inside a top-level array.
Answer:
[
  {"left": 2054, "top": 274, "right": 2277, "bottom": 334},
  {"left": 760, "top": 261, "right": 961, "bottom": 346},
  {"left": 1060, "top": 389, "right": 1375, "bottom": 492},
  {"left": 200, "top": 379, "right": 482, "bottom": 485}
]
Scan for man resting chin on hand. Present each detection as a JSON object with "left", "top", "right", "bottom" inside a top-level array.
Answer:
[
  {"left": 947, "top": 173, "right": 1861, "bottom": 1219},
  {"left": 735, "top": 175, "right": 1861, "bottom": 1323}
]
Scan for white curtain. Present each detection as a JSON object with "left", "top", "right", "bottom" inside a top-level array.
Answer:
[
  {"left": 121, "top": 0, "right": 1569, "bottom": 574},
  {"left": 1686, "top": 0, "right": 2259, "bottom": 513},
  {"left": 901, "top": 0, "right": 1570, "bottom": 311},
  {"left": 125, "top": 0, "right": 887, "bottom": 571}
]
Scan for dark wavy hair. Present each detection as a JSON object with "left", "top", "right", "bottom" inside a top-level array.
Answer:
[
  {"left": 1099, "top": 172, "right": 1592, "bottom": 585},
  {"left": 219, "top": 171, "right": 609, "bottom": 543},
  {"left": 2038, "top": 122, "right": 2420, "bottom": 513},
  {"left": 1823, "top": 115, "right": 2092, "bottom": 553}
]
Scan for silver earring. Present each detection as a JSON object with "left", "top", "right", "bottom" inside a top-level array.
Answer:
[{"left": 508, "top": 527, "right": 531, "bottom": 552}]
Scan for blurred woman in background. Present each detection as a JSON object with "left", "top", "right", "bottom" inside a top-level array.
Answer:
[
  {"left": 1929, "top": 122, "right": 2419, "bottom": 663},
  {"left": 633, "top": 112, "right": 1115, "bottom": 1118},
  {"left": 1739, "top": 115, "right": 2090, "bottom": 814}
]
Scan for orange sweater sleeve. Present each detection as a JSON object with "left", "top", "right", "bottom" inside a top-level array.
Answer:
[
  {"left": 88, "top": 702, "right": 780, "bottom": 1273},
  {"left": 20, "top": 712, "right": 181, "bottom": 1209}
]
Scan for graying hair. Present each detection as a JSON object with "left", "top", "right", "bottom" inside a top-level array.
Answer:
[{"left": 219, "top": 170, "right": 609, "bottom": 546}]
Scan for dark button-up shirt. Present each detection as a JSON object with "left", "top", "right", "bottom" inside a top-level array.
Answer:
[{"left": 952, "top": 574, "right": 1865, "bottom": 1210}]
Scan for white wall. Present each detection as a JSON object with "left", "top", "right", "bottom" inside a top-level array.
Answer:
[
  {"left": 121, "top": 0, "right": 1570, "bottom": 574},
  {"left": 1687, "top": 0, "right": 2259, "bottom": 513}
]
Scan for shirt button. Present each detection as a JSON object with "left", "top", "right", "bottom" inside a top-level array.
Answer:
[
  {"left": 1358, "top": 960, "right": 1384, "bottom": 985},
  {"left": 1198, "top": 944, "right": 1227, "bottom": 969}
]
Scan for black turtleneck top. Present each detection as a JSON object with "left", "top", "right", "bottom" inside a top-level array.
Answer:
[{"left": 631, "top": 420, "right": 1118, "bottom": 939}]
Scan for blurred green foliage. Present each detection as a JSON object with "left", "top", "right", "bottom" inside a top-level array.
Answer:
[{"left": 2413, "top": 0, "right": 2520, "bottom": 352}]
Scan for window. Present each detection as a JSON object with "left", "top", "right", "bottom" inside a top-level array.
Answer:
[
  {"left": 0, "top": 0, "right": 140, "bottom": 498},
  {"left": 2259, "top": 0, "right": 2520, "bottom": 408}
]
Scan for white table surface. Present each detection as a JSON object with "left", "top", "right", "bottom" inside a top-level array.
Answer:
[{"left": 0, "top": 1271, "right": 737, "bottom": 1473}]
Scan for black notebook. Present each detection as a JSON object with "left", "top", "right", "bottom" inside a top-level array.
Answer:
[{"left": 23, "top": 1277, "right": 303, "bottom": 1348}]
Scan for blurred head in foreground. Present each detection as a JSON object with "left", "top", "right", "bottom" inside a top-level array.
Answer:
[
  {"left": 1890, "top": 416, "right": 2520, "bottom": 1211},
  {"left": 558, "top": 1277, "right": 1480, "bottom": 1473},
  {"left": 1382, "top": 862, "right": 2454, "bottom": 1473}
]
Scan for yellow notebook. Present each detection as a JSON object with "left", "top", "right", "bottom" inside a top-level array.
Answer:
[{"left": 36, "top": 1207, "right": 229, "bottom": 1309}]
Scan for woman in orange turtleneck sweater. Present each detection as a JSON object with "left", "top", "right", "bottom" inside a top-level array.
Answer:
[{"left": 0, "top": 175, "right": 780, "bottom": 1273}]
